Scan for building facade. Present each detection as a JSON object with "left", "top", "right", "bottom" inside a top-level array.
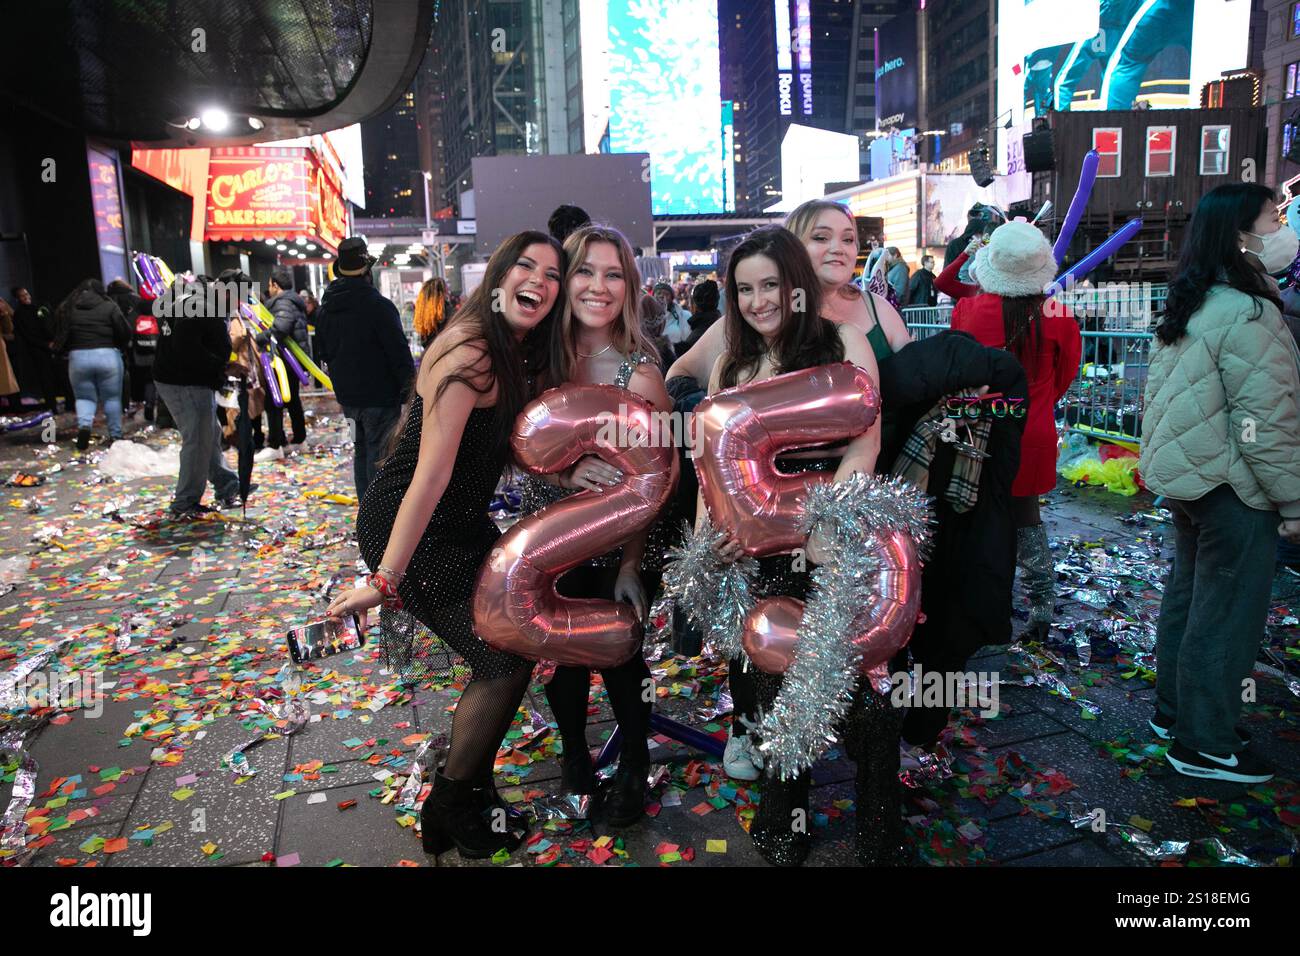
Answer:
[
  {"left": 362, "top": 87, "right": 422, "bottom": 219},
  {"left": 924, "top": 0, "right": 994, "bottom": 166},
  {"left": 1256, "top": 0, "right": 1300, "bottom": 190}
]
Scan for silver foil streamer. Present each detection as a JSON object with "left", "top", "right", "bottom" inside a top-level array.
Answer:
[
  {"left": 528, "top": 793, "right": 592, "bottom": 820},
  {"left": 0, "top": 715, "right": 50, "bottom": 866},
  {"left": 220, "top": 675, "right": 310, "bottom": 777},
  {"left": 757, "top": 474, "right": 934, "bottom": 778},
  {"left": 661, "top": 518, "right": 759, "bottom": 662},
  {"left": 0, "top": 638, "right": 73, "bottom": 709},
  {"left": 398, "top": 734, "right": 448, "bottom": 812}
]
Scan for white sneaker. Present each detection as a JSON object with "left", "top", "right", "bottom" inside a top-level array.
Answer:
[
  {"left": 254, "top": 447, "right": 284, "bottom": 463},
  {"left": 723, "top": 733, "right": 762, "bottom": 781}
]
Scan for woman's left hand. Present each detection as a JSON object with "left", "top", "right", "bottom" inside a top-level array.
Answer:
[
  {"left": 804, "top": 529, "right": 830, "bottom": 567},
  {"left": 613, "top": 568, "right": 647, "bottom": 622},
  {"left": 326, "top": 585, "right": 383, "bottom": 632}
]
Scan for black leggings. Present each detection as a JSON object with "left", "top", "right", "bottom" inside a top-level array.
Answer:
[
  {"left": 546, "top": 563, "right": 656, "bottom": 767},
  {"left": 1012, "top": 493, "right": 1041, "bottom": 529}
]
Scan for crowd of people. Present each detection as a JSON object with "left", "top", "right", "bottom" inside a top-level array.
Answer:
[{"left": 5, "top": 180, "right": 1296, "bottom": 867}]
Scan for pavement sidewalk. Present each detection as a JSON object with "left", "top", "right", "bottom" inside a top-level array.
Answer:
[{"left": 1, "top": 399, "right": 1296, "bottom": 868}]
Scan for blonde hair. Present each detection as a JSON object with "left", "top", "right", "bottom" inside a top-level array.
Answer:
[
  {"left": 554, "top": 224, "right": 653, "bottom": 382},
  {"left": 413, "top": 277, "right": 447, "bottom": 341},
  {"left": 784, "top": 199, "right": 857, "bottom": 247}
]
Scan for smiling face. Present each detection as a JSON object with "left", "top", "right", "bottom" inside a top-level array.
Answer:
[
  {"left": 568, "top": 240, "right": 627, "bottom": 333},
  {"left": 732, "top": 253, "right": 784, "bottom": 341},
  {"left": 500, "top": 242, "right": 562, "bottom": 335},
  {"left": 802, "top": 207, "right": 858, "bottom": 288}
]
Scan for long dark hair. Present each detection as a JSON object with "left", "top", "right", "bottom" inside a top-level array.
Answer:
[
  {"left": 1001, "top": 295, "right": 1045, "bottom": 376},
  {"left": 383, "top": 230, "right": 563, "bottom": 459},
  {"left": 719, "top": 226, "right": 842, "bottom": 388},
  {"left": 1157, "top": 183, "right": 1282, "bottom": 345}
]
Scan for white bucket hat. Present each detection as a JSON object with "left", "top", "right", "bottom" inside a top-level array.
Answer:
[{"left": 972, "top": 221, "right": 1057, "bottom": 298}]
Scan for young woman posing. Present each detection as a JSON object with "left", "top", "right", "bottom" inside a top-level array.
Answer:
[
  {"left": 326, "top": 231, "right": 563, "bottom": 860},
  {"left": 699, "top": 226, "right": 885, "bottom": 865},
  {"left": 668, "top": 199, "right": 910, "bottom": 390},
  {"left": 518, "top": 224, "right": 673, "bottom": 827}
]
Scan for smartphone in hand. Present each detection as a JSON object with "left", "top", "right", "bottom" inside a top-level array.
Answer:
[{"left": 286, "top": 614, "right": 365, "bottom": 664}]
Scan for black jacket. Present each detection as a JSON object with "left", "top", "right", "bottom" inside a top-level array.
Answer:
[
  {"left": 258, "top": 291, "right": 310, "bottom": 350},
  {"left": 677, "top": 308, "right": 721, "bottom": 357},
  {"left": 12, "top": 302, "right": 53, "bottom": 356},
  {"left": 151, "top": 280, "right": 233, "bottom": 390},
  {"left": 905, "top": 269, "right": 937, "bottom": 307},
  {"left": 876, "top": 332, "right": 1028, "bottom": 702},
  {"left": 55, "top": 290, "right": 130, "bottom": 354},
  {"left": 314, "top": 276, "right": 414, "bottom": 407}
]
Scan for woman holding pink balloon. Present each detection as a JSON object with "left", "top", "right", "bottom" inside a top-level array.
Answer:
[
  {"left": 667, "top": 199, "right": 910, "bottom": 391},
  {"left": 693, "top": 226, "right": 899, "bottom": 866},
  {"left": 326, "top": 230, "right": 564, "bottom": 861},
  {"left": 515, "top": 223, "right": 673, "bottom": 826}
]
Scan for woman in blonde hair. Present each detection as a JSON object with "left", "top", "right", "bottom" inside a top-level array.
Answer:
[
  {"left": 413, "top": 277, "right": 448, "bottom": 350},
  {"left": 669, "top": 199, "right": 910, "bottom": 388},
  {"left": 519, "top": 223, "right": 672, "bottom": 827}
]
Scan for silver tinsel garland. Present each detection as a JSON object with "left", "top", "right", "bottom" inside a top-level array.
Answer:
[
  {"left": 660, "top": 518, "right": 759, "bottom": 662},
  {"left": 757, "top": 473, "right": 933, "bottom": 778}
]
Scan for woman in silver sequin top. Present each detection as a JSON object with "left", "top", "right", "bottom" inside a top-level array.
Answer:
[{"left": 528, "top": 224, "right": 674, "bottom": 828}]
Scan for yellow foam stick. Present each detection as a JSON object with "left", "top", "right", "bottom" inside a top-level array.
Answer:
[
  {"left": 269, "top": 352, "right": 290, "bottom": 403},
  {"left": 246, "top": 300, "right": 333, "bottom": 391}
]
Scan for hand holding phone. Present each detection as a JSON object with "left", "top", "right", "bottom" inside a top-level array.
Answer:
[{"left": 286, "top": 614, "right": 366, "bottom": 664}]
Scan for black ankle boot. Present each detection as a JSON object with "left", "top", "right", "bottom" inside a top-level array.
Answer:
[
  {"left": 420, "top": 770, "right": 523, "bottom": 859},
  {"left": 603, "top": 759, "right": 649, "bottom": 828},
  {"left": 475, "top": 770, "right": 529, "bottom": 832},
  {"left": 559, "top": 750, "right": 597, "bottom": 795},
  {"left": 75, "top": 428, "right": 90, "bottom": 451}
]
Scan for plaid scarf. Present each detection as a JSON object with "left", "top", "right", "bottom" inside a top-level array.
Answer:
[{"left": 891, "top": 389, "right": 992, "bottom": 513}]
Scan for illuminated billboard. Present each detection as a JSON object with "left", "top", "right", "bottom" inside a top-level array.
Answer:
[
  {"left": 795, "top": 0, "right": 812, "bottom": 116},
  {"left": 605, "top": 0, "right": 725, "bottom": 214},
  {"left": 875, "top": 11, "right": 918, "bottom": 130},
  {"left": 777, "top": 124, "right": 860, "bottom": 211},
  {"left": 776, "top": 0, "right": 793, "bottom": 116},
  {"left": 997, "top": 0, "right": 1250, "bottom": 125}
]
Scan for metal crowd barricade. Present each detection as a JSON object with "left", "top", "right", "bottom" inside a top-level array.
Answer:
[{"left": 899, "top": 282, "right": 1166, "bottom": 445}]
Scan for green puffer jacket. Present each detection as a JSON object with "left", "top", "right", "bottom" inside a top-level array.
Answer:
[{"left": 1140, "top": 284, "right": 1300, "bottom": 518}]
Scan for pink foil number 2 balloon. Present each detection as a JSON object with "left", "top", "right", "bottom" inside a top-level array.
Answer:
[{"left": 473, "top": 383, "right": 677, "bottom": 668}]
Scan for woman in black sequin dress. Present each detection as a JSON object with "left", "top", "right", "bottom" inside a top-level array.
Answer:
[
  {"left": 327, "top": 231, "right": 564, "bottom": 861},
  {"left": 699, "top": 227, "right": 895, "bottom": 867},
  {"left": 519, "top": 225, "right": 674, "bottom": 827}
]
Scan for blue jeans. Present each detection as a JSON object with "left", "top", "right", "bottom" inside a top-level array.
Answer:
[
  {"left": 342, "top": 404, "right": 401, "bottom": 499},
  {"left": 156, "top": 382, "right": 239, "bottom": 513},
  {"left": 68, "top": 348, "right": 124, "bottom": 438}
]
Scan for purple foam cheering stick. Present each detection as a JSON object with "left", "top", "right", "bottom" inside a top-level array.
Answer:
[
  {"left": 278, "top": 341, "right": 310, "bottom": 385},
  {"left": 1050, "top": 217, "right": 1143, "bottom": 291},
  {"left": 259, "top": 351, "right": 284, "bottom": 407},
  {"left": 1053, "top": 149, "right": 1099, "bottom": 265}
]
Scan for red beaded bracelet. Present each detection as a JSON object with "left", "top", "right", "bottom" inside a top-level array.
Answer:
[{"left": 366, "top": 572, "right": 404, "bottom": 611}]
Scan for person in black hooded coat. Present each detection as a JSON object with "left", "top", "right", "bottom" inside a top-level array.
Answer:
[{"left": 874, "top": 330, "right": 1028, "bottom": 746}]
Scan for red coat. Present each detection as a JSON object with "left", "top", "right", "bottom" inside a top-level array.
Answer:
[{"left": 951, "top": 293, "right": 1082, "bottom": 496}]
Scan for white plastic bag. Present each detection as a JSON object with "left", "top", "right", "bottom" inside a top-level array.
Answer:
[{"left": 95, "top": 440, "right": 181, "bottom": 479}]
